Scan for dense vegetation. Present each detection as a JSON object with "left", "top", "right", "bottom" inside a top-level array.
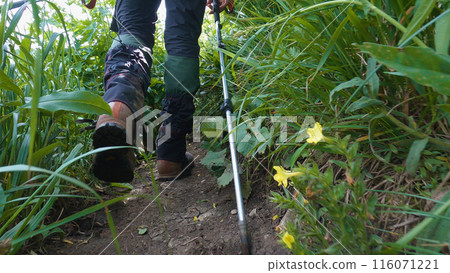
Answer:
[{"left": 0, "top": 0, "right": 449, "bottom": 254}]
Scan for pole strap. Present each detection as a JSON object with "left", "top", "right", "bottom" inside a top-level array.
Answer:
[
  {"left": 218, "top": 40, "right": 226, "bottom": 49},
  {"left": 82, "top": 0, "right": 96, "bottom": 9},
  {"left": 220, "top": 98, "right": 234, "bottom": 117}
]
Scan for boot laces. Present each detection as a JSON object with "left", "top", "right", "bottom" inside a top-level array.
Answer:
[{"left": 76, "top": 119, "right": 97, "bottom": 133}]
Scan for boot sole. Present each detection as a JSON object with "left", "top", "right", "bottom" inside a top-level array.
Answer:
[{"left": 92, "top": 123, "right": 135, "bottom": 182}]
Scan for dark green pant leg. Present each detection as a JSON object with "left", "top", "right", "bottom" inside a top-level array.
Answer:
[
  {"left": 156, "top": 0, "right": 206, "bottom": 162},
  {"left": 156, "top": 56, "right": 199, "bottom": 161},
  {"left": 164, "top": 55, "right": 200, "bottom": 96}
]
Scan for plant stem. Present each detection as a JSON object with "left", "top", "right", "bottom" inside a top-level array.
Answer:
[{"left": 383, "top": 110, "right": 450, "bottom": 149}]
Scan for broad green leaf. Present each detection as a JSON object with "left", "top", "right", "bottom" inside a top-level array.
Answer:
[
  {"left": 237, "top": 134, "right": 258, "bottom": 156},
  {"left": 399, "top": 0, "right": 437, "bottom": 45},
  {"left": 0, "top": 69, "right": 22, "bottom": 97},
  {"left": 22, "top": 91, "right": 112, "bottom": 115},
  {"left": 200, "top": 149, "right": 226, "bottom": 167},
  {"left": 235, "top": 122, "right": 248, "bottom": 143},
  {"left": 346, "top": 96, "right": 383, "bottom": 113},
  {"left": 435, "top": 10, "right": 450, "bottom": 55},
  {"left": 405, "top": 138, "right": 429, "bottom": 175},
  {"left": 235, "top": 122, "right": 258, "bottom": 156},
  {"left": 217, "top": 165, "right": 234, "bottom": 188},
  {"left": 357, "top": 43, "right": 450, "bottom": 95}
]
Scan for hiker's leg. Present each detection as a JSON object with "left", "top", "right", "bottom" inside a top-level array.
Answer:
[
  {"left": 156, "top": 0, "right": 206, "bottom": 164},
  {"left": 93, "top": 0, "right": 161, "bottom": 182},
  {"left": 103, "top": 0, "right": 162, "bottom": 112}
]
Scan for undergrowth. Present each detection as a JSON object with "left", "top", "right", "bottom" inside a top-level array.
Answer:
[
  {"left": 0, "top": 0, "right": 449, "bottom": 255},
  {"left": 199, "top": 0, "right": 449, "bottom": 254}
]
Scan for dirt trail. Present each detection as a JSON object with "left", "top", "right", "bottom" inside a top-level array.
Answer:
[{"left": 45, "top": 143, "right": 288, "bottom": 255}]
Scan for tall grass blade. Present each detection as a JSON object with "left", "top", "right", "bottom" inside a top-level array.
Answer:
[
  {"left": 396, "top": 197, "right": 450, "bottom": 246},
  {"left": 398, "top": 0, "right": 436, "bottom": 45},
  {"left": 434, "top": 10, "right": 450, "bottom": 55}
]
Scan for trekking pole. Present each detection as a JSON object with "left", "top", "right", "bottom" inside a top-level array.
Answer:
[{"left": 212, "top": 0, "right": 250, "bottom": 255}]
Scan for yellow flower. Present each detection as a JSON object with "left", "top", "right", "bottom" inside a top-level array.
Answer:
[
  {"left": 193, "top": 216, "right": 199, "bottom": 222},
  {"left": 273, "top": 166, "right": 302, "bottom": 187},
  {"left": 272, "top": 215, "right": 279, "bottom": 221},
  {"left": 306, "top": 122, "right": 325, "bottom": 144},
  {"left": 282, "top": 232, "right": 295, "bottom": 249}
]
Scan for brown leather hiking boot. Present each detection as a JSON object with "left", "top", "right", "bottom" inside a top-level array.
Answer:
[
  {"left": 157, "top": 152, "right": 194, "bottom": 181},
  {"left": 92, "top": 102, "right": 136, "bottom": 182}
]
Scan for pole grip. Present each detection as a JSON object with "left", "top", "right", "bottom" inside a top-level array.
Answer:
[{"left": 213, "top": 0, "right": 220, "bottom": 23}]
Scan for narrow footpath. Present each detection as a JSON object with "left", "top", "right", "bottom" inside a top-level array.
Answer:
[{"left": 45, "top": 143, "right": 288, "bottom": 255}]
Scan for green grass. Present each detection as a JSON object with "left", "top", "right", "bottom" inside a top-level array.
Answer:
[
  {"left": 209, "top": 0, "right": 449, "bottom": 254},
  {"left": 0, "top": 0, "right": 448, "bottom": 254},
  {"left": 0, "top": 0, "right": 120, "bottom": 254}
]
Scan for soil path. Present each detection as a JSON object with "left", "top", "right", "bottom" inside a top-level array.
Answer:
[{"left": 45, "top": 143, "right": 288, "bottom": 255}]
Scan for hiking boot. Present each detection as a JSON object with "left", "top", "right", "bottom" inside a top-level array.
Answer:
[
  {"left": 92, "top": 102, "right": 136, "bottom": 182},
  {"left": 157, "top": 152, "right": 194, "bottom": 181}
]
